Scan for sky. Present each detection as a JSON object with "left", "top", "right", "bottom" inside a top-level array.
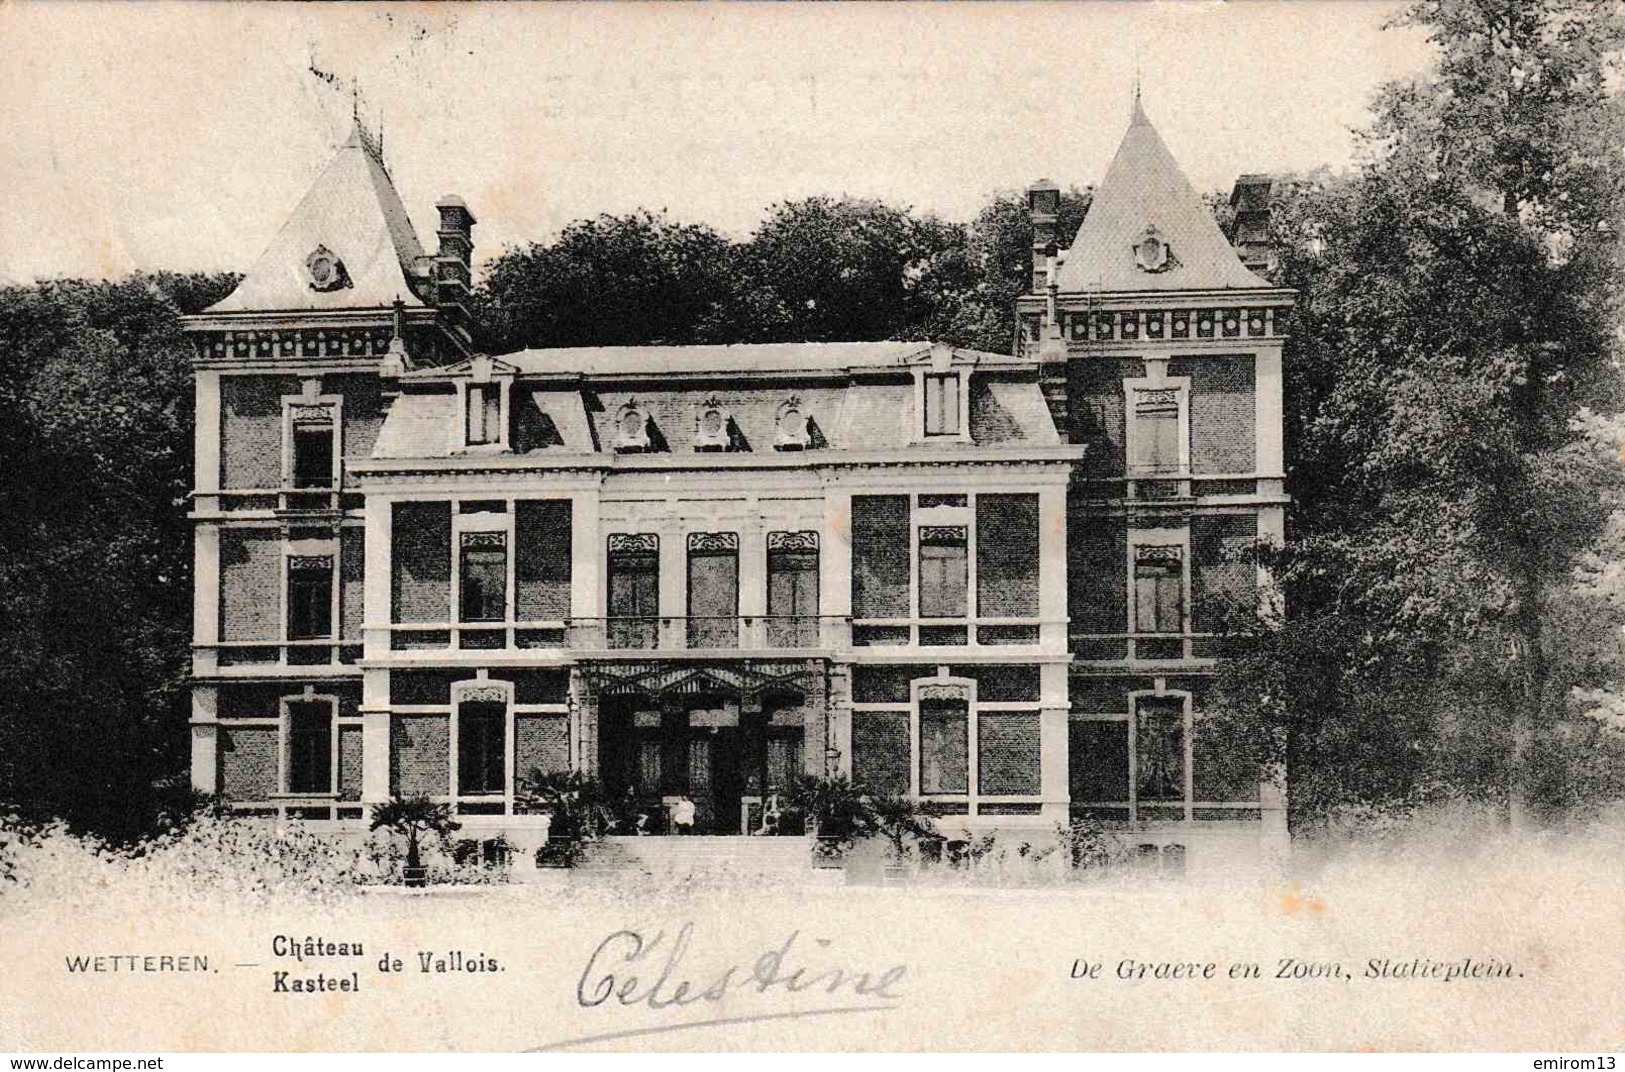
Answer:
[{"left": 0, "top": 1, "right": 1436, "bottom": 286}]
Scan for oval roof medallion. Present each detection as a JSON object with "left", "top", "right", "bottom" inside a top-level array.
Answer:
[
  {"left": 1133, "top": 226, "right": 1171, "bottom": 273},
  {"left": 305, "top": 244, "right": 352, "bottom": 292}
]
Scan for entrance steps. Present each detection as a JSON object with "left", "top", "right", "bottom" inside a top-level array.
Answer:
[{"left": 568, "top": 835, "right": 832, "bottom": 881}]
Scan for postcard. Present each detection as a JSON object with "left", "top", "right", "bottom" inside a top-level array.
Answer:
[{"left": 2, "top": 0, "right": 1622, "bottom": 1056}]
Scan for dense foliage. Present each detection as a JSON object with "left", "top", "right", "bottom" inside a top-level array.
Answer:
[
  {"left": 0, "top": 273, "right": 238, "bottom": 842},
  {"left": 1214, "top": 0, "right": 1625, "bottom": 829},
  {"left": 473, "top": 188, "right": 1091, "bottom": 356}
]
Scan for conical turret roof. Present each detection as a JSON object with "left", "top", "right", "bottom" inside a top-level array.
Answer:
[
  {"left": 1055, "top": 97, "right": 1270, "bottom": 294},
  {"left": 207, "top": 125, "right": 429, "bottom": 313}
]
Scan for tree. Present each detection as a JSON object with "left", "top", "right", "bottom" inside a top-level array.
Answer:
[
  {"left": 927, "top": 186, "right": 1092, "bottom": 353},
  {"left": 731, "top": 196, "right": 970, "bottom": 343},
  {"left": 473, "top": 211, "right": 739, "bottom": 352},
  {"left": 0, "top": 273, "right": 238, "bottom": 843},
  {"left": 1216, "top": 0, "right": 1625, "bottom": 829}
]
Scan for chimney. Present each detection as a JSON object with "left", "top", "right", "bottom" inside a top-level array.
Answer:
[
  {"left": 434, "top": 195, "right": 477, "bottom": 306},
  {"left": 1026, "top": 178, "right": 1060, "bottom": 293},
  {"left": 1228, "top": 174, "right": 1275, "bottom": 273}
]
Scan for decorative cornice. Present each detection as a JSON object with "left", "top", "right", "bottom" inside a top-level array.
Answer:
[
  {"left": 767, "top": 530, "right": 818, "bottom": 552},
  {"left": 608, "top": 533, "right": 659, "bottom": 554},
  {"left": 687, "top": 531, "right": 739, "bottom": 552},
  {"left": 918, "top": 682, "right": 970, "bottom": 701}
]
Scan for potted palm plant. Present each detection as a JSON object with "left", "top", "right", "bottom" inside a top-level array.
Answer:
[
  {"left": 517, "top": 769, "right": 612, "bottom": 868},
  {"left": 789, "top": 774, "right": 872, "bottom": 868},
  {"left": 865, "top": 792, "right": 938, "bottom": 883},
  {"left": 369, "top": 796, "right": 460, "bottom": 888}
]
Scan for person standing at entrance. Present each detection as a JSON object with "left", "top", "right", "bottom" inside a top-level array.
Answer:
[{"left": 672, "top": 794, "right": 697, "bottom": 835}]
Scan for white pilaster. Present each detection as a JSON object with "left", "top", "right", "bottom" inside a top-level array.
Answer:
[
  {"left": 1040, "top": 662, "right": 1069, "bottom": 820},
  {"left": 194, "top": 370, "right": 221, "bottom": 503},
  {"left": 570, "top": 488, "right": 601, "bottom": 620},
  {"left": 190, "top": 687, "right": 218, "bottom": 794},
  {"left": 192, "top": 526, "right": 219, "bottom": 676},
  {"left": 363, "top": 497, "right": 393, "bottom": 660},
  {"left": 1256, "top": 344, "right": 1284, "bottom": 493},
  {"left": 1038, "top": 485, "right": 1067, "bottom": 651},
  {"left": 361, "top": 667, "right": 391, "bottom": 803}
]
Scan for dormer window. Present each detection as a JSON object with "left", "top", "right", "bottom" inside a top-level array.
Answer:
[
  {"left": 923, "top": 373, "right": 961, "bottom": 438},
  {"left": 614, "top": 399, "right": 650, "bottom": 453},
  {"left": 693, "top": 396, "right": 730, "bottom": 452},
  {"left": 465, "top": 383, "right": 502, "bottom": 446},
  {"left": 775, "top": 397, "right": 811, "bottom": 451}
]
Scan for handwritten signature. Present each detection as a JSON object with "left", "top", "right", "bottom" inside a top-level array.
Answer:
[{"left": 578, "top": 921, "right": 907, "bottom": 1011}]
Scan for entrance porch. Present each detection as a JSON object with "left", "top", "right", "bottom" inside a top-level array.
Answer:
[{"left": 581, "top": 659, "right": 829, "bottom": 835}]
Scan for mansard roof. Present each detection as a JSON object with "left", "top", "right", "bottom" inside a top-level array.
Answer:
[
  {"left": 483, "top": 341, "right": 1025, "bottom": 378},
  {"left": 369, "top": 341, "right": 1063, "bottom": 461},
  {"left": 206, "top": 125, "right": 429, "bottom": 314},
  {"left": 1055, "top": 97, "right": 1271, "bottom": 295}
]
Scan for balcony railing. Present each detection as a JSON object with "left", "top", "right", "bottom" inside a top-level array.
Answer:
[
  {"left": 1068, "top": 630, "right": 1251, "bottom": 662},
  {"left": 196, "top": 487, "right": 364, "bottom": 514},
  {"left": 197, "top": 637, "right": 362, "bottom": 669},
  {"left": 384, "top": 616, "right": 846, "bottom": 654}
]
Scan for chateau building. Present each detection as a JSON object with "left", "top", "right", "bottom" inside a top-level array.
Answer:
[{"left": 184, "top": 101, "right": 1293, "bottom": 867}]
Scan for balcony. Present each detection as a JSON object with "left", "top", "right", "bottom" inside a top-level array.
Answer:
[
  {"left": 849, "top": 617, "right": 1052, "bottom": 648},
  {"left": 1068, "top": 630, "right": 1250, "bottom": 663},
  {"left": 198, "top": 487, "right": 364, "bottom": 514},
  {"left": 197, "top": 638, "right": 362, "bottom": 670},
  {"left": 386, "top": 616, "right": 849, "bottom": 655}
]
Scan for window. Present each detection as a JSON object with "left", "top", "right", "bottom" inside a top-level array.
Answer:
[
  {"left": 391, "top": 502, "right": 451, "bottom": 624},
  {"left": 515, "top": 500, "right": 572, "bottom": 621},
  {"left": 767, "top": 533, "right": 819, "bottom": 646},
  {"left": 975, "top": 494, "right": 1038, "bottom": 618},
  {"left": 287, "top": 556, "right": 333, "bottom": 639},
  {"left": 1136, "top": 698, "right": 1185, "bottom": 803},
  {"left": 1134, "top": 547, "right": 1183, "bottom": 634},
  {"left": 775, "top": 398, "right": 811, "bottom": 450},
  {"left": 1131, "top": 389, "right": 1181, "bottom": 474},
  {"left": 459, "top": 533, "right": 507, "bottom": 622},
  {"left": 687, "top": 534, "right": 739, "bottom": 649},
  {"left": 613, "top": 400, "right": 650, "bottom": 453},
  {"left": 923, "top": 373, "right": 961, "bottom": 437},
  {"left": 694, "top": 398, "right": 731, "bottom": 452},
  {"left": 465, "top": 384, "right": 502, "bottom": 446},
  {"left": 286, "top": 701, "right": 332, "bottom": 794},
  {"left": 608, "top": 536, "right": 659, "bottom": 649},
  {"left": 852, "top": 496, "right": 911, "bottom": 620},
  {"left": 918, "top": 526, "right": 968, "bottom": 619},
  {"left": 458, "top": 702, "right": 506, "bottom": 796},
  {"left": 291, "top": 425, "right": 335, "bottom": 488},
  {"left": 919, "top": 697, "right": 969, "bottom": 794}
]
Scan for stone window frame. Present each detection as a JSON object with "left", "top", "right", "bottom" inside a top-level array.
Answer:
[
  {"left": 849, "top": 490, "right": 1046, "bottom": 650},
  {"left": 912, "top": 343, "right": 972, "bottom": 444},
  {"left": 282, "top": 537, "right": 340, "bottom": 647},
  {"left": 1069, "top": 683, "right": 1263, "bottom": 822},
  {"left": 453, "top": 356, "right": 514, "bottom": 454},
  {"left": 1125, "top": 525, "right": 1191, "bottom": 653},
  {"left": 612, "top": 398, "right": 652, "bottom": 453},
  {"left": 1123, "top": 364, "right": 1192, "bottom": 480},
  {"left": 692, "top": 395, "right": 733, "bottom": 452},
  {"left": 279, "top": 379, "right": 344, "bottom": 491},
  {"left": 450, "top": 677, "right": 515, "bottom": 810},
  {"left": 848, "top": 664, "right": 1044, "bottom": 811},
  {"left": 451, "top": 507, "right": 514, "bottom": 639},
  {"left": 276, "top": 689, "right": 342, "bottom": 800}
]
